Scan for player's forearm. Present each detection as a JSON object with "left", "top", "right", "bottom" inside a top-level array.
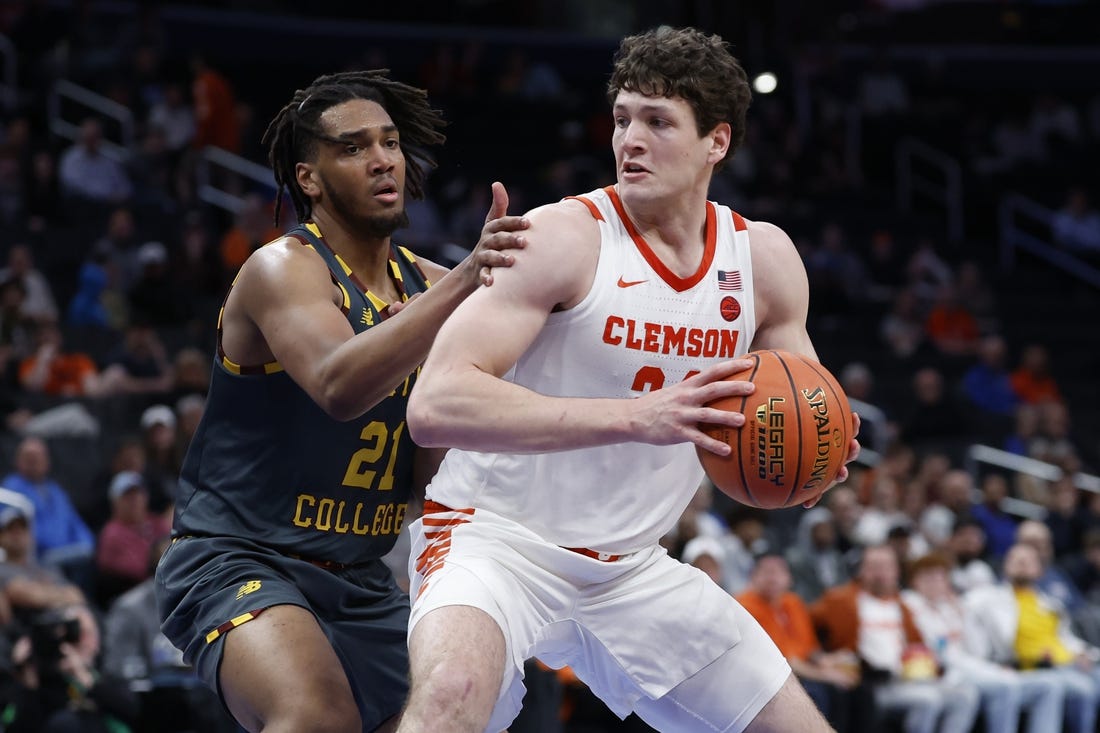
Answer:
[
  {"left": 408, "top": 367, "right": 636, "bottom": 452},
  {"left": 316, "top": 270, "right": 483, "bottom": 421}
]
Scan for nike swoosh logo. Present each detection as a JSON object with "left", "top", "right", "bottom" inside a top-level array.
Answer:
[{"left": 617, "top": 277, "right": 647, "bottom": 288}]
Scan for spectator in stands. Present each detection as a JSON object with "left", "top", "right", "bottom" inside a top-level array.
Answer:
[
  {"left": 948, "top": 517, "right": 998, "bottom": 594},
  {"left": 190, "top": 54, "right": 240, "bottom": 154},
  {"left": 0, "top": 503, "right": 86, "bottom": 617},
  {"left": 1052, "top": 187, "right": 1100, "bottom": 256},
  {"left": 717, "top": 507, "right": 770, "bottom": 595},
  {"left": 100, "top": 321, "right": 173, "bottom": 396},
  {"left": 18, "top": 319, "right": 103, "bottom": 397},
  {"left": 971, "top": 472, "right": 1019, "bottom": 561},
  {"left": 954, "top": 260, "right": 999, "bottom": 335},
  {"left": 825, "top": 484, "right": 864, "bottom": 556},
  {"left": 811, "top": 544, "right": 981, "bottom": 733},
  {"left": 174, "top": 210, "right": 225, "bottom": 305},
  {"left": 0, "top": 243, "right": 59, "bottom": 324},
  {"left": 126, "top": 122, "right": 179, "bottom": 216},
  {"left": 1011, "top": 343, "right": 1064, "bottom": 406},
  {"left": 1045, "top": 474, "right": 1087, "bottom": 560},
  {"left": 1065, "top": 529, "right": 1100, "bottom": 607},
  {"left": 90, "top": 206, "right": 140, "bottom": 289},
  {"left": 961, "top": 335, "right": 1019, "bottom": 436},
  {"left": 906, "top": 238, "right": 953, "bottom": 306},
  {"left": 83, "top": 435, "right": 148, "bottom": 533},
  {"left": 786, "top": 507, "right": 850, "bottom": 603},
  {"left": 95, "top": 470, "right": 170, "bottom": 604},
  {"left": 57, "top": 117, "right": 132, "bottom": 206},
  {"left": 1015, "top": 520, "right": 1089, "bottom": 615},
  {"left": 139, "top": 404, "right": 179, "bottom": 513},
  {"left": 880, "top": 286, "right": 927, "bottom": 359},
  {"left": 1005, "top": 403, "right": 1041, "bottom": 457},
  {"left": 219, "top": 193, "right": 282, "bottom": 273},
  {"left": 854, "top": 475, "right": 911, "bottom": 547},
  {"left": 964, "top": 542, "right": 1100, "bottom": 733},
  {"left": 102, "top": 534, "right": 237, "bottom": 733},
  {"left": 168, "top": 346, "right": 210, "bottom": 402},
  {"left": 0, "top": 276, "right": 34, "bottom": 363},
  {"left": 680, "top": 535, "right": 725, "bottom": 587},
  {"left": 864, "top": 229, "right": 908, "bottom": 303},
  {"left": 738, "top": 553, "right": 860, "bottom": 731},
  {"left": 0, "top": 436, "right": 96, "bottom": 586},
  {"left": 127, "top": 241, "right": 190, "bottom": 328},
  {"left": 1030, "top": 93, "right": 1084, "bottom": 151},
  {"left": 899, "top": 367, "right": 972, "bottom": 454},
  {"left": 1029, "top": 401, "right": 1084, "bottom": 470},
  {"left": 917, "top": 467, "right": 973, "bottom": 550},
  {"left": 147, "top": 81, "right": 196, "bottom": 155},
  {"left": 23, "top": 149, "right": 63, "bottom": 231},
  {"left": 902, "top": 552, "right": 1065, "bottom": 733},
  {"left": 924, "top": 282, "right": 981, "bottom": 359}
]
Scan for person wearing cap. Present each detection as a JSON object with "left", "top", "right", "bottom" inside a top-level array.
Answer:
[
  {"left": 0, "top": 502, "right": 86, "bottom": 617},
  {"left": 0, "top": 437, "right": 96, "bottom": 587},
  {"left": 96, "top": 471, "right": 171, "bottom": 605},
  {"left": 138, "top": 403, "right": 179, "bottom": 519}
]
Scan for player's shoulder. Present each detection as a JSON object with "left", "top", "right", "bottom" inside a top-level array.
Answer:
[
  {"left": 522, "top": 199, "right": 601, "bottom": 254},
  {"left": 235, "top": 233, "right": 329, "bottom": 291},
  {"left": 740, "top": 217, "right": 795, "bottom": 250}
]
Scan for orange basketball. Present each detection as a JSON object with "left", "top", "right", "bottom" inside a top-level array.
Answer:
[{"left": 697, "top": 350, "right": 852, "bottom": 510}]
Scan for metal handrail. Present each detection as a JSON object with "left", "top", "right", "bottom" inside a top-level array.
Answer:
[
  {"left": 195, "top": 146, "right": 278, "bottom": 214},
  {"left": 0, "top": 33, "right": 16, "bottom": 109},
  {"left": 48, "top": 79, "right": 134, "bottom": 161},
  {"left": 998, "top": 192, "right": 1100, "bottom": 288},
  {"left": 896, "top": 137, "right": 964, "bottom": 242},
  {"left": 964, "top": 443, "right": 1100, "bottom": 520}
]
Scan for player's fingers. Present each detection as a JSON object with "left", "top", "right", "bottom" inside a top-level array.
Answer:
[
  {"left": 696, "top": 406, "right": 746, "bottom": 428},
  {"left": 479, "top": 231, "right": 528, "bottom": 253},
  {"left": 695, "top": 377, "right": 755, "bottom": 406},
  {"left": 485, "top": 181, "right": 509, "bottom": 222},
  {"left": 851, "top": 411, "right": 861, "bottom": 437},
  {"left": 691, "top": 431, "right": 733, "bottom": 457},
  {"left": 481, "top": 216, "right": 530, "bottom": 238},
  {"left": 845, "top": 438, "right": 861, "bottom": 464},
  {"left": 686, "top": 358, "right": 754, "bottom": 385},
  {"left": 474, "top": 249, "right": 516, "bottom": 269}
]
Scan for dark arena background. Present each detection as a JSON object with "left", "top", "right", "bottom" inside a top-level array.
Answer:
[{"left": 0, "top": 1, "right": 1098, "bottom": 731}]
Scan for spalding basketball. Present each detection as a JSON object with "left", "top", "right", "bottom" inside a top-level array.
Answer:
[{"left": 698, "top": 350, "right": 852, "bottom": 510}]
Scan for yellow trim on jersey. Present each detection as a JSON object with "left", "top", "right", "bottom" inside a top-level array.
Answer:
[
  {"left": 398, "top": 245, "right": 432, "bottom": 287},
  {"left": 220, "top": 354, "right": 284, "bottom": 375},
  {"left": 305, "top": 222, "right": 323, "bottom": 239},
  {"left": 205, "top": 611, "right": 262, "bottom": 644},
  {"left": 337, "top": 280, "right": 351, "bottom": 311},
  {"left": 365, "top": 290, "right": 389, "bottom": 311}
]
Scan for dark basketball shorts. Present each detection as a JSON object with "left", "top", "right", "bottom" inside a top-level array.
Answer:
[{"left": 155, "top": 535, "right": 410, "bottom": 730}]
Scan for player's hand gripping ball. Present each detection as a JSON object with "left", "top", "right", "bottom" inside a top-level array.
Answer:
[{"left": 698, "top": 350, "right": 852, "bottom": 509}]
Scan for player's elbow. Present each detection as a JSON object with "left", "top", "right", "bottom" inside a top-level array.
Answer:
[
  {"left": 317, "top": 385, "right": 362, "bottom": 422},
  {"left": 407, "top": 387, "right": 448, "bottom": 447}
]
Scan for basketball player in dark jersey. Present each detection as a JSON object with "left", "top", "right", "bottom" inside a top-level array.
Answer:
[{"left": 155, "top": 70, "right": 528, "bottom": 733}]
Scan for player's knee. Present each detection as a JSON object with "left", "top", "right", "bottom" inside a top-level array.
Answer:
[{"left": 413, "top": 656, "right": 500, "bottom": 720}]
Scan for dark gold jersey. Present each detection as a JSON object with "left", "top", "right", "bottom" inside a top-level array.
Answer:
[{"left": 173, "top": 224, "right": 431, "bottom": 563}]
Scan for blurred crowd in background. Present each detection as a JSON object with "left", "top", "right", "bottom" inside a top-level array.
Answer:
[{"left": 0, "top": 0, "right": 1096, "bottom": 731}]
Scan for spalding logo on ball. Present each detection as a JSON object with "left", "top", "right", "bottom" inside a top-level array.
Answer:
[{"left": 697, "top": 350, "right": 853, "bottom": 510}]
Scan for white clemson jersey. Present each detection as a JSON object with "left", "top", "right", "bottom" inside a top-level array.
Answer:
[{"left": 427, "top": 185, "right": 758, "bottom": 553}]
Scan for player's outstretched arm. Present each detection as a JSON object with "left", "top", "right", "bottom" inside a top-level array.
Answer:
[
  {"left": 407, "top": 202, "right": 757, "bottom": 455},
  {"left": 229, "top": 183, "right": 528, "bottom": 421}
]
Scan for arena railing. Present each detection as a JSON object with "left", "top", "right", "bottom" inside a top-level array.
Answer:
[
  {"left": 896, "top": 137, "right": 964, "bottom": 243},
  {"left": 47, "top": 79, "right": 134, "bottom": 161},
  {"left": 195, "top": 145, "right": 278, "bottom": 214},
  {"left": 998, "top": 192, "right": 1100, "bottom": 289},
  {"left": 965, "top": 443, "right": 1100, "bottom": 521},
  {"left": 0, "top": 33, "right": 16, "bottom": 109}
]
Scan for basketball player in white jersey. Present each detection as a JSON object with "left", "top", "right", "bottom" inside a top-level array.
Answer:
[{"left": 397, "top": 27, "right": 860, "bottom": 733}]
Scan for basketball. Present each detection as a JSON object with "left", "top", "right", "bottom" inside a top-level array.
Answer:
[{"left": 697, "top": 350, "right": 852, "bottom": 510}]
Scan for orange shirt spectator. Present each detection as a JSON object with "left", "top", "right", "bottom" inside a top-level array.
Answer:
[
  {"left": 220, "top": 193, "right": 282, "bottom": 271},
  {"left": 18, "top": 322, "right": 100, "bottom": 396},
  {"left": 191, "top": 57, "right": 240, "bottom": 153},
  {"left": 737, "top": 587, "right": 821, "bottom": 661},
  {"left": 1010, "top": 344, "right": 1064, "bottom": 404}
]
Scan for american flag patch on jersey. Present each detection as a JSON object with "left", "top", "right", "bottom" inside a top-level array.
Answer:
[{"left": 717, "top": 270, "right": 742, "bottom": 291}]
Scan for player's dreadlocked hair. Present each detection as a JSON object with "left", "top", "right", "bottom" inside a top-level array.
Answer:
[{"left": 262, "top": 70, "right": 447, "bottom": 225}]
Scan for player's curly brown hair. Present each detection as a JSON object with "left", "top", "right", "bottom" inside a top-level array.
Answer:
[
  {"left": 263, "top": 70, "right": 446, "bottom": 225},
  {"left": 607, "top": 26, "right": 751, "bottom": 164}
]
